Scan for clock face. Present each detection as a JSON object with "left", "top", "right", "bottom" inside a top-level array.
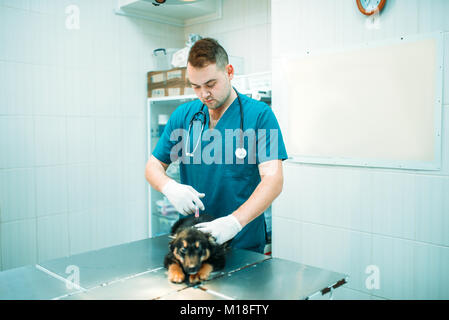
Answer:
[
  {"left": 361, "top": 0, "right": 381, "bottom": 11},
  {"left": 357, "top": 0, "right": 386, "bottom": 16}
]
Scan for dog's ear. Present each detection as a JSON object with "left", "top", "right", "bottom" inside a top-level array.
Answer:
[
  {"left": 206, "top": 233, "right": 217, "bottom": 247},
  {"left": 168, "top": 235, "right": 177, "bottom": 252}
]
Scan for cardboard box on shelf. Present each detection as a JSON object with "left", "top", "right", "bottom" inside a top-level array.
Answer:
[
  {"left": 147, "top": 67, "right": 193, "bottom": 98},
  {"left": 148, "top": 83, "right": 194, "bottom": 98},
  {"left": 147, "top": 67, "right": 188, "bottom": 86}
]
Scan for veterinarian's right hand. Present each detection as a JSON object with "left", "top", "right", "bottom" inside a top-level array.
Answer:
[{"left": 161, "top": 179, "right": 205, "bottom": 216}]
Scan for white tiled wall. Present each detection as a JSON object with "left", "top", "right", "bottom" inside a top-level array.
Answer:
[
  {"left": 0, "top": 0, "right": 185, "bottom": 270},
  {"left": 0, "top": 219, "right": 37, "bottom": 268},
  {"left": 0, "top": 169, "right": 36, "bottom": 222},
  {"left": 184, "top": 0, "right": 272, "bottom": 75},
  {"left": 0, "top": 0, "right": 273, "bottom": 271},
  {"left": 271, "top": 0, "right": 449, "bottom": 299}
]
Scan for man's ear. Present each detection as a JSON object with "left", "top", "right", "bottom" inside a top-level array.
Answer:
[{"left": 225, "top": 64, "right": 234, "bottom": 81}]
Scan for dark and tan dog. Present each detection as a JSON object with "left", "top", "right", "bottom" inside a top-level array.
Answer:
[{"left": 164, "top": 214, "right": 227, "bottom": 284}]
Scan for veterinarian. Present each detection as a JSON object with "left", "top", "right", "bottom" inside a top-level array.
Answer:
[{"left": 145, "top": 38, "right": 288, "bottom": 253}]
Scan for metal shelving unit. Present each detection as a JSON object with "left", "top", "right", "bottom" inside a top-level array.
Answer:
[{"left": 147, "top": 94, "right": 197, "bottom": 237}]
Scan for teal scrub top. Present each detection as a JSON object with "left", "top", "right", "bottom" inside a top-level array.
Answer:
[{"left": 152, "top": 92, "right": 288, "bottom": 253}]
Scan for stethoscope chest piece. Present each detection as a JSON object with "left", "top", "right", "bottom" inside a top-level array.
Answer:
[
  {"left": 186, "top": 87, "right": 246, "bottom": 159},
  {"left": 235, "top": 147, "right": 247, "bottom": 160}
]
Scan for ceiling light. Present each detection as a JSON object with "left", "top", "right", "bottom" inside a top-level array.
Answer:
[{"left": 150, "top": 0, "right": 202, "bottom": 6}]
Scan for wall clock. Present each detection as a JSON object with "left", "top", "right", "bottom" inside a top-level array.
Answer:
[{"left": 356, "top": 0, "right": 386, "bottom": 16}]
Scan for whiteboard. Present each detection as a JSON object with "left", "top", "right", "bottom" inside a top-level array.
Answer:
[{"left": 282, "top": 33, "right": 443, "bottom": 170}]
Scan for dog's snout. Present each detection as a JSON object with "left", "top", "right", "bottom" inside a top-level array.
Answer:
[{"left": 186, "top": 266, "right": 199, "bottom": 274}]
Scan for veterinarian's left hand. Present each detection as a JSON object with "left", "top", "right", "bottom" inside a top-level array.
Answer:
[{"left": 195, "top": 214, "right": 242, "bottom": 245}]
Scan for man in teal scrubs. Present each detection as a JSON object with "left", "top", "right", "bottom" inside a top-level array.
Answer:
[{"left": 145, "top": 38, "right": 287, "bottom": 253}]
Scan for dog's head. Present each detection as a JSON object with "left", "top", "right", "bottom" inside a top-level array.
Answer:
[{"left": 169, "top": 227, "right": 215, "bottom": 275}]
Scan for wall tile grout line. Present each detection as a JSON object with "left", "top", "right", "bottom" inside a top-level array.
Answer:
[{"left": 272, "top": 215, "right": 449, "bottom": 249}]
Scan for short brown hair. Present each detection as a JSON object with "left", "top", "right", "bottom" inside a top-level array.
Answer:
[{"left": 187, "top": 38, "right": 229, "bottom": 70}]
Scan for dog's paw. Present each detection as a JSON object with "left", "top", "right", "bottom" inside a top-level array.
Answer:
[
  {"left": 197, "top": 263, "right": 213, "bottom": 281},
  {"left": 188, "top": 264, "right": 213, "bottom": 284},
  {"left": 189, "top": 273, "right": 201, "bottom": 284},
  {"left": 168, "top": 264, "right": 185, "bottom": 283}
]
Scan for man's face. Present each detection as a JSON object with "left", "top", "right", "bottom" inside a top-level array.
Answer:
[{"left": 187, "top": 63, "right": 234, "bottom": 111}]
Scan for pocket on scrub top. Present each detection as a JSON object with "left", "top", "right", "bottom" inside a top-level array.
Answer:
[{"left": 223, "top": 163, "right": 254, "bottom": 179}]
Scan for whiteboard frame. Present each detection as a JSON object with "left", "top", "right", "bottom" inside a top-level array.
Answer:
[{"left": 284, "top": 32, "right": 444, "bottom": 171}]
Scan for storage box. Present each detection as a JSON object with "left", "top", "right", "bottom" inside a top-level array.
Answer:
[
  {"left": 152, "top": 48, "right": 181, "bottom": 71},
  {"left": 147, "top": 67, "right": 188, "bottom": 86},
  {"left": 148, "top": 84, "right": 194, "bottom": 98},
  {"left": 147, "top": 67, "right": 193, "bottom": 98}
]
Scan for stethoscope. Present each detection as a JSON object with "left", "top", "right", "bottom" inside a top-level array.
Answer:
[{"left": 185, "top": 87, "right": 247, "bottom": 160}]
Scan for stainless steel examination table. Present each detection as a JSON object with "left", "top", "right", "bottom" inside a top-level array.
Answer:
[{"left": 0, "top": 235, "right": 348, "bottom": 300}]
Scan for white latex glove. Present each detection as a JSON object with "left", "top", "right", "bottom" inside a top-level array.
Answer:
[
  {"left": 161, "top": 180, "right": 205, "bottom": 216},
  {"left": 195, "top": 215, "right": 242, "bottom": 245}
]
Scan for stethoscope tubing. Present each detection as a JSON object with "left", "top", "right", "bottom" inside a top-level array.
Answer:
[{"left": 186, "top": 87, "right": 245, "bottom": 158}]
